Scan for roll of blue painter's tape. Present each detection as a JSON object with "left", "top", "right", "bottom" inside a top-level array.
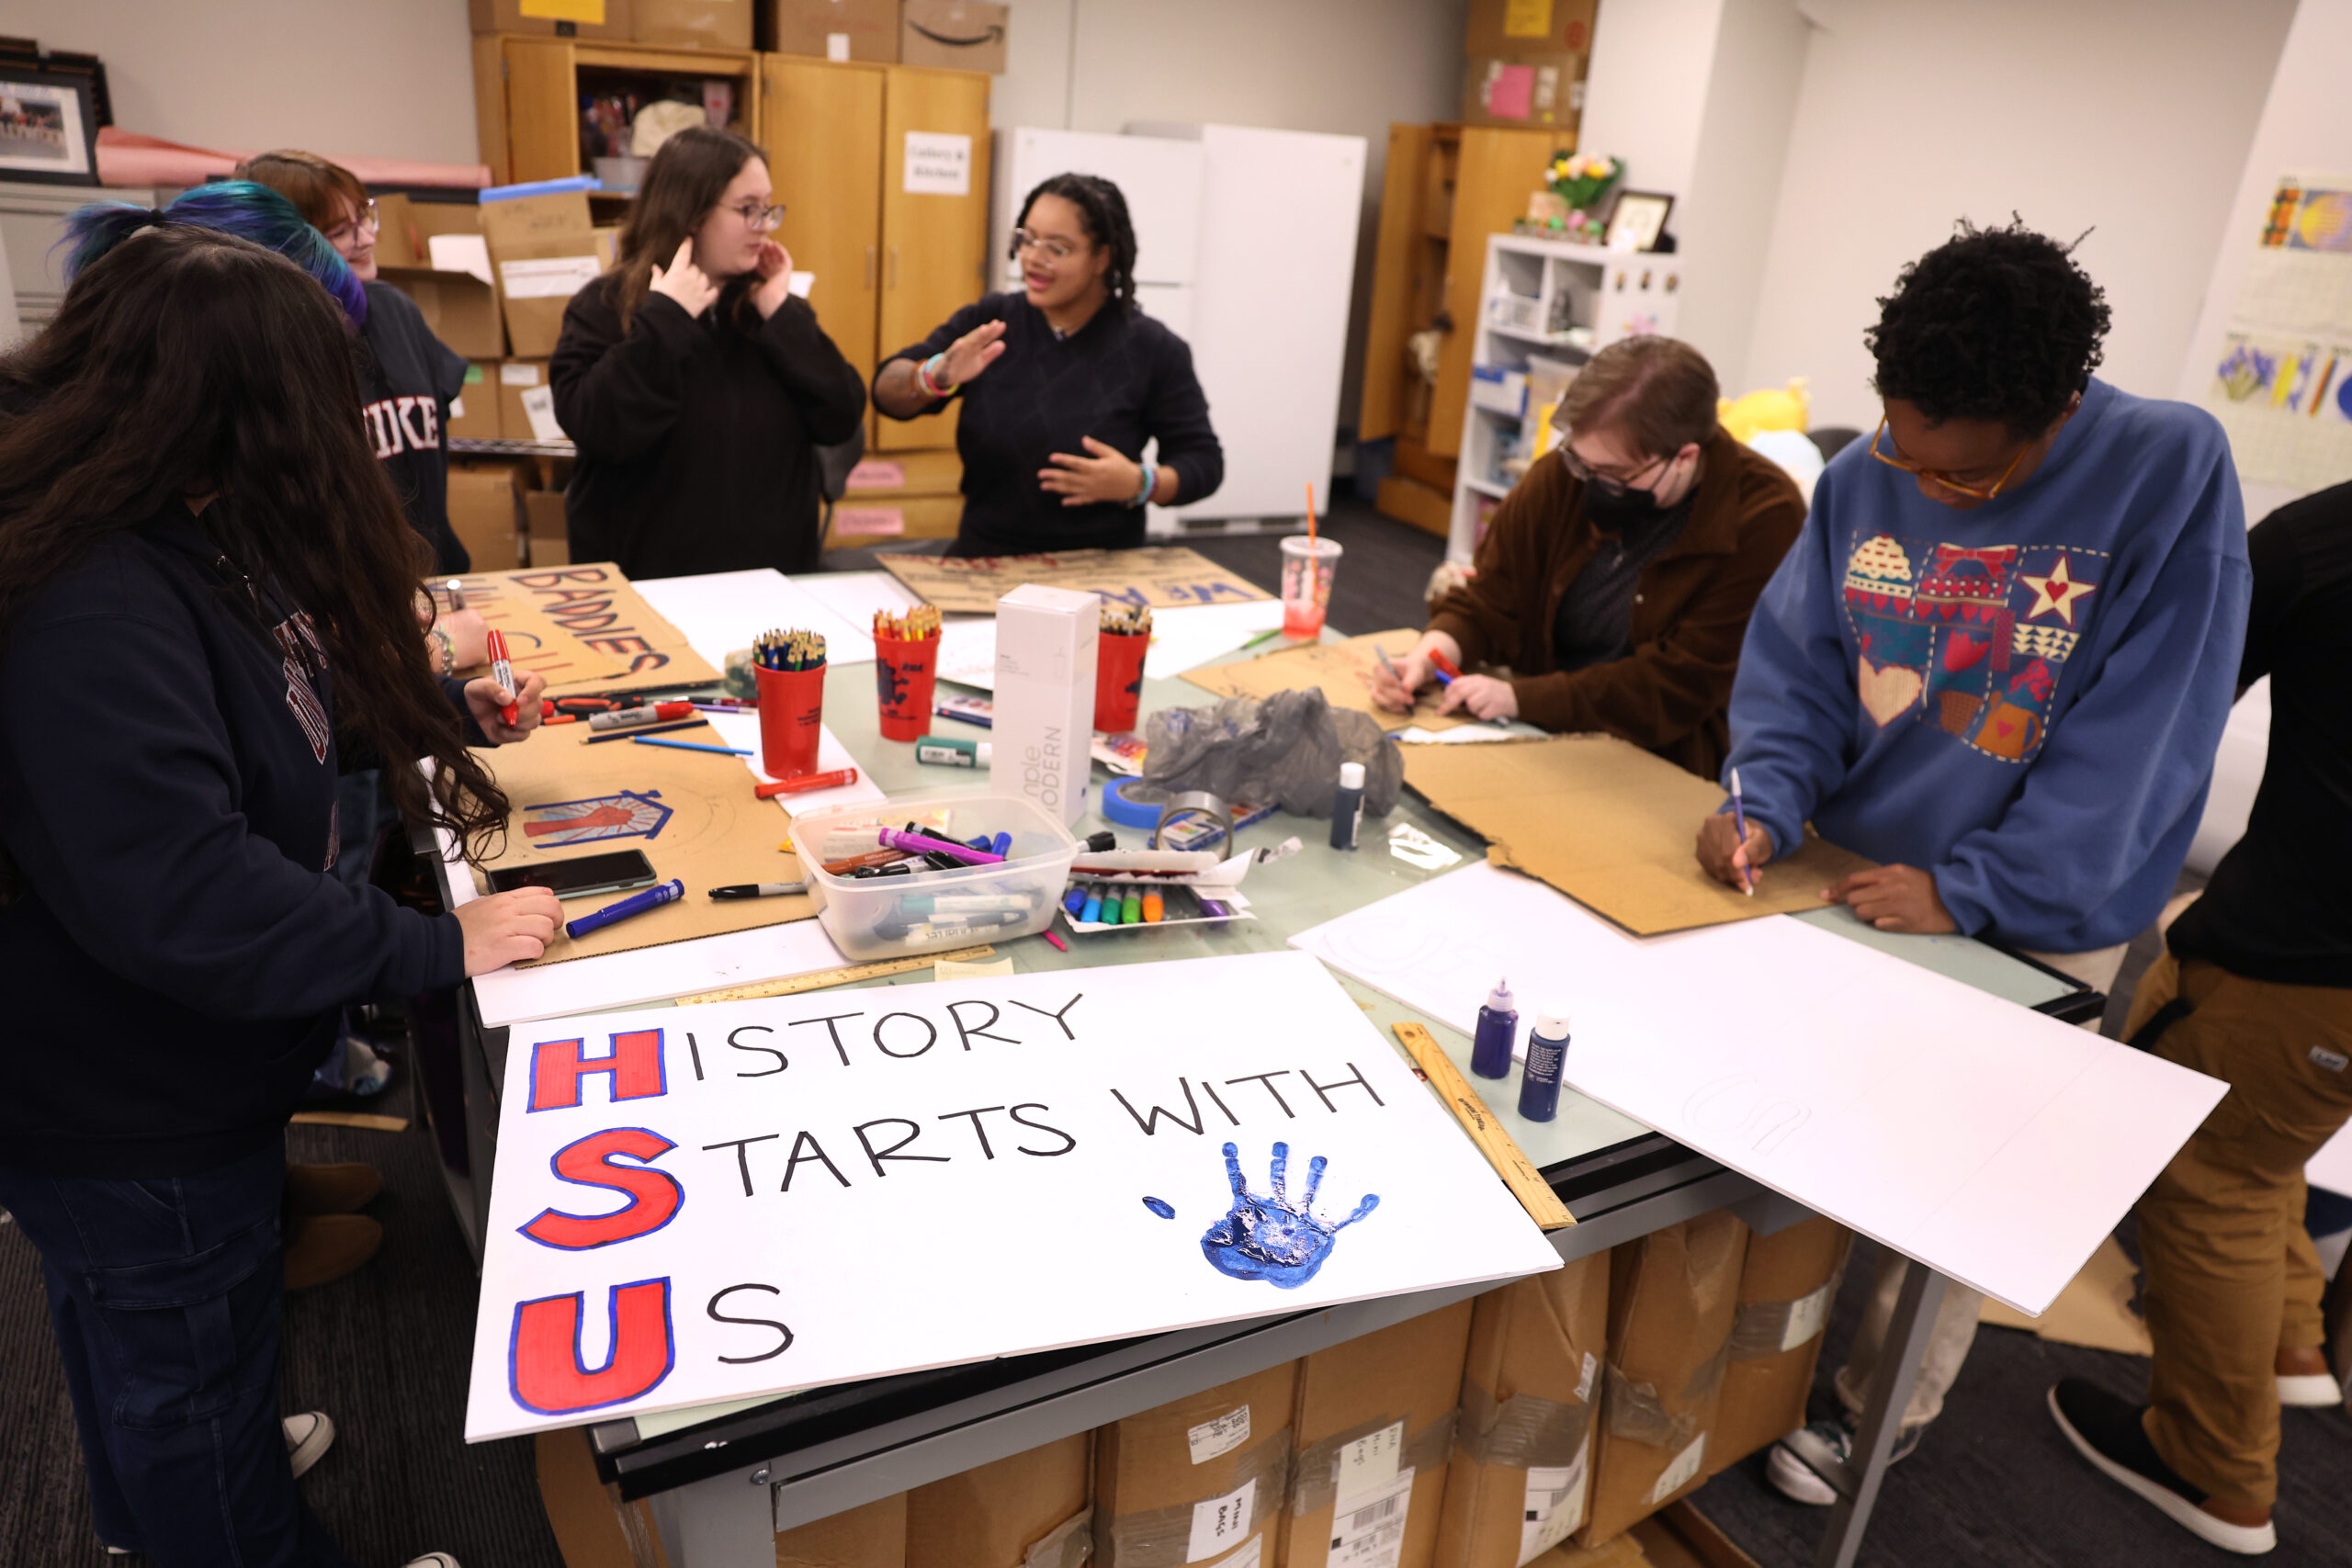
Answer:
[{"left": 1101, "top": 776, "right": 1166, "bottom": 829}]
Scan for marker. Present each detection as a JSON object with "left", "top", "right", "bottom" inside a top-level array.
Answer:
[
  {"left": 1122, "top": 887, "right": 1143, "bottom": 924},
  {"left": 565, "top": 877, "right": 684, "bottom": 940},
  {"left": 485, "top": 629, "right": 518, "bottom": 726},
  {"left": 545, "top": 713, "right": 579, "bottom": 726},
  {"left": 915, "top": 734, "right": 992, "bottom": 768},
  {"left": 1062, "top": 886, "right": 1089, "bottom": 917},
  {"left": 1080, "top": 885, "right": 1104, "bottom": 922},
  {"left": 876, "top": 827, "right": 1002, "bottom": 864},
  {"left": 991, "top": 832, "right": 1011, "bottom": 858},
  {"left": 589, "top": 701, "right": 695, "bottom": 732},
  {"left": 1727, "top": 767, "right": 1757, "bottom": 896},
  {"left": 756, "top": 767, "right": 858, "bottom": 798},
  {"left": 445, "top": 578, "right": 467, "bottom": 611},
  {"left": 634, "top": 736, "right": 753, "bottom": 757},
  {"left": 584, "top": 717, "right": 709, "bottom": 743},
  {"left": 899, "top": 895, "right": 1032, "bottom": 916},
  {"left": 1142, "top": 889, "right": 1164, "bottom": 923},
  {"left": 709, "top": 882, "right": 808, "bottom": 900},
  {"left": 1240, "top": 626, "right": 1283, "bottom": 650},
  {"left": 1042, "top": 928, "right": 1069, "bottom": 953},
  {"left": 1374, "top": 643, "right": 1401, "bottom": 683},
  {"left": 823, "top": 848, "right": 910, "bottom": 875}
]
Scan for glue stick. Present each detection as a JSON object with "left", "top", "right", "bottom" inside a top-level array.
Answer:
[{"left": 1518, "top": 1008, "right": 1569, "bottom": 1122}]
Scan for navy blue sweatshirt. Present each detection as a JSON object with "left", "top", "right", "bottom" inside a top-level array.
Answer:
[{"left": 0, "top": 505, "right": 468, "bottom": 1176}]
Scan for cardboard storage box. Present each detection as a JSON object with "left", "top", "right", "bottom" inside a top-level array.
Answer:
[
  {"left": 446, "top": 362, "right": 501, "bottom": 440},
  {"left": 779, "top": 1492, "right": 908, "bottom": 1568},
  {"left": 1578, "top": 1212, "right": 1747, "bottom": 1546},
  {"left": 1283, "top": 1300, "right": 1474, "bottom": 1568},
  {"left": 1708, "top": 1216, "right": 1852, "bottom": 1478},
  {"left": 1462, "top": 52, "right": 1584, "bottom": 130},
  {"left": 899, "top": 0, "right": 1008, "bottom": 73},
  {"left": 1464, "top": 0, "right": 1597, "bottom": 54},
  {"left": 523, "top": 489, "right": 571, "bottom": 568},
  {"left": 496, "top": 360, "right": 569, "bottom": 443},
  {"left": 1094, "top": 1360, "right": 1297, "bottom": 1568},
  {"left": 480, "top": 187, "right": 602, "bottom": 359},
  {"left": 769, "top": 0, "right": 899, "bottom": 60},
  {"left": 447, "top": 459, "right": 526, "bottom": 571},
  {"left": 991, "top": 583, "right": 1098, "bottom": 828},
  {"left": 469, "top": 0, "right": 634, "bottom": 38},
  {"left": 909, "top": 1432, "right": 1090, "bottom": 1568},
  {"left": 1434, "top": 1252, "right": 1611, "bottom": 1568},
  {"left": 636, "top": 0, "right": 752, "bottom": 48},
  {"left": 374, "top": 195, "right": 505, "bottom": 361}
]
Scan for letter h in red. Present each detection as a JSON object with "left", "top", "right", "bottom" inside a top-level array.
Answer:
[{"left": 529, "top": 1028, "right": 667, "bottom": 1112}]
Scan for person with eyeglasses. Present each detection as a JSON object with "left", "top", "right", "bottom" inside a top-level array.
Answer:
[
  {"left": 552, "top": 126, "right": 865, "bottom": 578},
  {"left": 1696, "top": 222, "right": 2250, "bottom": 1510},
  {"left": 1368, "top": 334, "right": 1804, "bottom": 775},
  {"left": 873, "top": 172, "right": 1223, "bottom": 556}
]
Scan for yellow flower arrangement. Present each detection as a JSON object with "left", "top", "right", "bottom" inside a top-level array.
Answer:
[{"left": 1547, "top": 153, "right": 1623, "bottom": 212}]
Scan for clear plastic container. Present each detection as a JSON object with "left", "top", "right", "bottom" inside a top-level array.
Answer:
[{"left": 790, "top": 791, "right": 1082, "bottom": 961}]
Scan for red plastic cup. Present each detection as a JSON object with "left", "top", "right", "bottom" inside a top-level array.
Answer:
[
  {"left": 873, "top": 633, "right": 939, "bottom": 742},
  {"left": 755, "top": 663, "right": 826, "bottom": 778},
  {"left": 1094, "top": 629, "right": 1149, "bottom": 734}
]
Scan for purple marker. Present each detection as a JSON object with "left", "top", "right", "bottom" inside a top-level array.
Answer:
[
  {"left": 565, "top": 878, "right": 685, "bottom": 940},
  {"left": 877, "top": 827, "right": 1003, "bottom": 864}
]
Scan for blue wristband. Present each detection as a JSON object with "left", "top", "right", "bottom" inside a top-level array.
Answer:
[{"left": 1130, "top": 462, "right": 1157, "bottom": 508}]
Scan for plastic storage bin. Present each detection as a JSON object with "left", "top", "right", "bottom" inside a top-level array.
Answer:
[{"left": 789, "top": 791, "right": 1082, "bottom": 961}]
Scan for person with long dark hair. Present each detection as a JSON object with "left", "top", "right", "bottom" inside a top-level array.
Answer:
[
  {"left": 0, "top": 219, "right": 560, "bottom": 1568},
  {"left": 875, "top": 172, "right": 1224, "bottom": 556},
  {"left": 552, "top": 125, "right": 865, "bottom": 576}
]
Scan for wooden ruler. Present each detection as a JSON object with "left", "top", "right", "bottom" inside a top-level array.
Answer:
[
  {"left": 675, "top": 946, "right": 1000, "bottom": 1006},
  {"left": 1393, "top": 1021, "right": 1575, "bottom": 1230}
]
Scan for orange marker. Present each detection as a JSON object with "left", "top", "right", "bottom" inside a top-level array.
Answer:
[{"left": 756, "top": 767, "right": 858, "bottom": 799}]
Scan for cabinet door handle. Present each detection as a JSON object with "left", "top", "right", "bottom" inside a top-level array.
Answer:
[
  {"left": 888, "top": 246, "right": 899, "bottom": 290},
  {"left": 865, "top": 245, "right": 876, "bottom": 291}
]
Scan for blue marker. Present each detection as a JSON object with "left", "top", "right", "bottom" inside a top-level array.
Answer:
[
  {"left": 1062, "top": 885, "right": 1089, "bottom": 917},
  {"left": 566, "top": 877, "right": 685, "bottom": 940},
  {"left": 632, "top": 736, "right": 753, "bottom": 757},
  {"left": 1080, "top": 884, "right": 1104, "bottom": 922},
  {"left": 991, "top": 831, "right": 1012, "bottom": 857}
]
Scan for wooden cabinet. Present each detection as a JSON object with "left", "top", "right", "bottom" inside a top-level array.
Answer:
[
  {"left": 873, "top": 66, "right": 990, "bottom": 453},
  {"left": 472, "top": 36, "right": 764, "bottom": 186},
  {"left": 1358, "top": 122, "right": 1573, "bottom": 534},
  {"left": 762, "top": 55, "right": 884, "bottom": 402}
]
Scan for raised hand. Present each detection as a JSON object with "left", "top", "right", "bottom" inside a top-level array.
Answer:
[
  {"left": 650, "top": 236, "right": 719, "bottom": 319},
  {"left": 1199, "top": 1141, "right": 1379, "bottom": 1289},
  {"left": 938, "top": 319, "right": 1008, "bottom": 388}
]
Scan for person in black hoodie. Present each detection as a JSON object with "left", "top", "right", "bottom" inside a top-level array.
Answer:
[
  {"left": 553, "top": 125, "right": 866, "bottom": 577},
  {"left": 0, "top": 220, "right": 560, "bottom": 1568}
]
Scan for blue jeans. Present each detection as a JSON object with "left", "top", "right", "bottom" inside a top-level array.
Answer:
[{"left": 0, "top": 1145, "right": 356, "bottom": 1567}]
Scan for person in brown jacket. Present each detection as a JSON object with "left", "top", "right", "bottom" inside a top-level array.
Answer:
[{"left": 1369, "top": 335, "right": 1804, "bottom": 778}]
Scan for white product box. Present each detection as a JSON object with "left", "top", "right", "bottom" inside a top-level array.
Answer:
[{"left": 991, "top": 583, "right": 1099, "bottom": 827}]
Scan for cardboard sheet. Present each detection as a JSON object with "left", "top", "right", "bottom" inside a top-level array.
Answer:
[
  {"left": 448, "top": 562, "right": 721, "bottom": 696},
  {"left": 1979, "top": 1235, "right": 2153, "bottom": 1356},
  {"left": 462, "top": 951, "right": 1564, "bottom": 1439},
  {"left": 1401, "top": 735, "right": 1874, "bottom": 934},
  {"left": 1182, "top": 630, "right": 1478, "bottom": 734},
  {"left": 882, "top": 546, "right": 1272, "bottom": 615},
  {"left": 1290, "top": 863, "right": 2229, "bottom": 1315}
]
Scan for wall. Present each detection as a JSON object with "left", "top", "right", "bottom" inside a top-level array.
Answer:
[
  {"left": 1574, "top": 0, "right": 1723, "bottom": 220},
  {"left": 6, "top": 0, "right": 481, "bottom": 166},
  {"left": 1738, "top": 0, "right": 2296, "bottom": 432}
]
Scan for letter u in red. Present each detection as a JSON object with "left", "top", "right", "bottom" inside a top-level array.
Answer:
[
  {"left": 509, "top": 1278, "right": 675, "bottom": 1415},
  {"left": 529, "top": 1028, "right": 667, "bottom": 1111}
]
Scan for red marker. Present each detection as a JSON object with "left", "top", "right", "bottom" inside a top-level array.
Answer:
[
  {"left": 1428, "top": 648, "right": 1465, "bottom": 683},
  {"left": 755, "top": 767, "right": 859, "bottom": 799},
  {"left": 485, "top": 628, "right": 518, "bottom": 727}
]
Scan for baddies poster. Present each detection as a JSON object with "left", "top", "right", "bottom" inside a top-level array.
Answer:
[{"left": 465, "top": 952, "right": 1562, "bottom": 1439}]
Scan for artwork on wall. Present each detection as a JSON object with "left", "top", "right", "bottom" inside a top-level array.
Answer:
[{"left": 0, "top": 69, "right": 99, "bottom": 186}]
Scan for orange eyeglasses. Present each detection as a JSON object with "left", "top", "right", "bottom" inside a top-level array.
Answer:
[{"left": 1867, "top": 416, "right": 2030, "bottom": 502}]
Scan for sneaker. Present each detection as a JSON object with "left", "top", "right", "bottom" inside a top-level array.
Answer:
[
  {"left": 284, "top": 1411, "right": 335, "bottom": 1479},
  {"left": 2047, "top": 1379, "right": 2276, "bottom": 1554},
  {"left": 2278, "top": 1371, "right": 2343, "bottom": 1407},
  {"left": 283, "top": 1213, "right": 383, "bottom": 1291},
  {"left": 404, "top": 1556, "right": 461, "bottom": 1568},
  {"left": 285, "top": 1162, "right": 382, "bottom": 1216},
  {"left": 1764, "top": 1415, "right": 1924, "bottom": 1506}
]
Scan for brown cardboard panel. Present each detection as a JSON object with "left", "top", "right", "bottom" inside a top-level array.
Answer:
[
  {"left": 535, "top": 1426, "right": 667, "bottom": 1568},
  {"left": 908, "top": 1433, "right": 1089, "bottom": 1568},
  {"left": 482, "top": 189, "right": 602, "bottom": 359},
  {"left": 883, "top": 546, "right": 1270, "bottom": 615},
  {"left": 1434, "top": 1254, "right": 1612, "bottom": 1568},
  {"left": 1580, "top": 1213, "right": 1747, "bottom": 1546},
  {"left": 449, "top": 463, "right": 525, "bottom": 572},
  {"left": 899, "top": 0, "right": 1008, "bottom": 73},
  {"left": 470, "top": 0, "right": 635, "bottom": 39},
  {"left": 1979, "top": 1235, "right": 2153, "bottom": 1357},
  {"left": 1708, "top": 1217, "right": 1851, "bottom": 1475},
  {"left": 454, "top": 559, "right": 721, "bottom": 695},
  {"left": 1094, "top": 1361, "right": 1298, "bottom": 1568},
  {"left": 778, "top": 1492, "right": 907, "bottom": 1568},
  {"left": 1181, "top": 630, "right": 1476, "bottom": 734},
  {"left": 1283, "top": 1301, "right": 1474, "bottom": 1568},
  {"left": 1530, "top": 1538, "right": 1649, "bottom": 1568},
  {"left": 635, "top": 0, "right": 753, "bottom": 48},
  {"left": 523, "top": 490, "right": 571, "bottom": 569},
  {"left": 1465, "top": 0, "right": 1600, "bottom": 53},
  {"left": 1462, "top": 52, "right": 1586, "bottom": 130},
  {"left": 770, "top": 0, "right": 899, "bottom": 60},
  {"left": 497, "top": 359, "right": 564, "bottom": 441},
  {"left": 447, "top": 362, "right": 503, "bottom": 440},
  {"left": 1399, "top": 736, "right": 1876, "bottom": 935},
  {"left": 379, "top": 268, "right": 505, "bottom": 361}
]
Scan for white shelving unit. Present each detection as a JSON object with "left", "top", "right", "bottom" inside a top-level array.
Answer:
[{"left": 1448, "top": 233, "right": 1687, "bottom": 562}]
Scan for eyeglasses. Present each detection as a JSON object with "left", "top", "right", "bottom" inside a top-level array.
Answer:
[
  {"left": 1010, "top": 228, "right": 1084, "bottom": 264},
  {"left": 1867, "top": 416, "right": 2029, "bottom": 502},
  {"left": 323, "top": 198, "right": 379, "bottom": 244},
  {"left": 724, "top": 200, "right": 786, "bottom": 231},
  {"left": 1557, "top": 441, "right": 1668, "bottom": 496}
]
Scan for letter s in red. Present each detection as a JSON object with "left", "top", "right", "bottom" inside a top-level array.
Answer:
[{"left": 519, "top": 1127, "right": 684, "bottom": 1250}]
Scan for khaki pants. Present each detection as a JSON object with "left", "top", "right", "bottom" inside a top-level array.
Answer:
[
  {"left": 2129, "top": 952, "right": 2352, "bottom": 1511},
  {"left": 1832, "top": 941, "right": 2131, "bottom": 1430}
]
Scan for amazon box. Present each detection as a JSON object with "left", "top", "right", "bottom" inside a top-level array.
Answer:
[
  {"left": 635, "top": 0, "right": 752, "bottom": 48},
  {"left": 779, "top": 1492, "right": 907, "bottom": 1568},
  {"left": 1433, "top": 1253, "right": 1611, "bottom": 1568},
  {"left": 910, "top": 1433, "right": 1090, "bottom": 1568},
  {"left": 1578, "top": 1212, "right": 1747, "bottom": 1546},
  {"left": 1094, "top": 1360, "right": 1297, "bottom": 1568},
  {"left": 899, "top": 0, "right": 1008, "bottom": 73},
  {"left": 1708, "top": 1216, "right": 1852, "bottom": 1477},
  {"left": 480, "top": 186, "right": 602, "bottom": 359},
  {"left": 1281, "top": 1301, "right": 1473, "bottom": 1568},
  {"left": 469, "top": 0, "right": 634, "bottom": 38},
  {"left": 523, "top": 490, "right": 571, "bottom": 568},
  {"left": 770, "top": 0, "right": 899, "bottom": 60},
  {"left": 446, "top": 362, "right": 501, "bottom": 440}
]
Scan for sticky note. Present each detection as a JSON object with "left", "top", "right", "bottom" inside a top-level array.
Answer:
[{"left": 1485, "top": 62, "right": 1537, "bottom": 121}]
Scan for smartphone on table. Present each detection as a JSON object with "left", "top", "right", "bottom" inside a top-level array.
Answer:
[{"left": 486, "top": 849, "right": 658, "bottom": 901}]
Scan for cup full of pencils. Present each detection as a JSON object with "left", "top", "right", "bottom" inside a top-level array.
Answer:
[
  {"left": 871, "top": 604, "right": 942, "bottom": 742},
  {"left": 753, "top": 628, "right": 827, "bottom": 779},
  {"left": 1093, "top": 602, "right": 1152, "bottom": 734}
]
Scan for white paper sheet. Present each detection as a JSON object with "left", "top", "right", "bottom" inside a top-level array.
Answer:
[
  {"left": 1290, "top": 864, "right": 2227, "bottom": 1314},
  {"left": 794, "top": 570, "right": 922, "bottom": 635},
  {"left": 931, "top": 601, "right": 1288, "bottom": 695},
  {"left": 635, "top": 569, "right": 879, "bottom": 669},
  {"left": 2310, "top": 1122, "right": 2352, "bottom": 1198},
  {"left": 935, "top": 615, "right": 999, "bottom": 689},
  {"left": 462, "top": 951, "right": 1563, "bottom": 1438}
]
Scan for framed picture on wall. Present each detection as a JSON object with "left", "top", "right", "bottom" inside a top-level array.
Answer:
[
  {"left": 1605, "top": 189, "right": 1675, "bottom": 253},
  {"left": 0, "top": 70, "right": 100, "bottom": 186}
]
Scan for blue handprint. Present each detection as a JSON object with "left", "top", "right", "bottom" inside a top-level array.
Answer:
[{"left": 1198, "top": 1141, "right": 1379, "bottom": 1289}]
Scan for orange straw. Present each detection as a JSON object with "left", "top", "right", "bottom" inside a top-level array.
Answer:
[{"left": 1306, "top": 482, "right": 1318, "bottom": 547}]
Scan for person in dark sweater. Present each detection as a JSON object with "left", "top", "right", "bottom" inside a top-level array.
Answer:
[
  {"left": 2052, "top": 480, "right": 2352, "bottom": 1557},
  {"left": 553, "top": 126, "right": 866, "bottom": 578},
  {"left": 0, "top": 220, "right": 559, "bottom": 1568},
  {"left": 875, "top": 173, "right": 1224, "bottom": 556}
]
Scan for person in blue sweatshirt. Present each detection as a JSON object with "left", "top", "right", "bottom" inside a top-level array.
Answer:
[
  {"left": 1692, "top": 223, "right": 2252, "bottom": 1505},
  {"left": 0, "top": 220, "right": 561, "bottom": 1568}
]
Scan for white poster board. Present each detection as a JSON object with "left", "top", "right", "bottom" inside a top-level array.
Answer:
[
  {"left": 1291, "top": 865, "right": 2227, "bottom": 1315},
  {"left": 464, "top": 952, "right": 1562, "bottom": 1439}
]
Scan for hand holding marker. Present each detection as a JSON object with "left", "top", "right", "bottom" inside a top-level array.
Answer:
[{"left": 485, "top": 628, "right": 518, "bottom": 727}]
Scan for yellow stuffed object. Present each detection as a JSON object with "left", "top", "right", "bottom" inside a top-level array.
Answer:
[{"left": 1718, "top": 378, "right": 1810, "bottom": 444}]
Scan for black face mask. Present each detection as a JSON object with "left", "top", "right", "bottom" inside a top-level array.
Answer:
[{"left": 1582, "top": 473, "right": 1669, "bottom": 531}]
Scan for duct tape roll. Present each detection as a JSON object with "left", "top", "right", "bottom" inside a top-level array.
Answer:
[{"left": 1153, "top": 791, "right": 1234, "bottom": 851}]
